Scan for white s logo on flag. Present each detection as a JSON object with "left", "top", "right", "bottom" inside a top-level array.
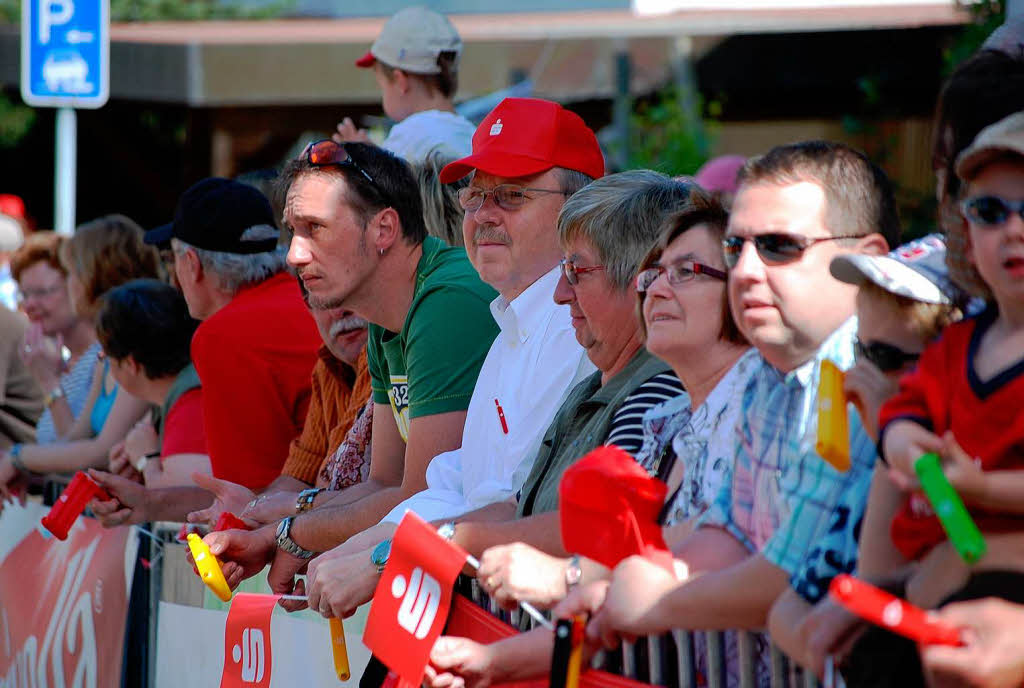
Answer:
[
  {"left": 391, "top": 567, "right": 441, "bottom": 639},
  {"left": 232, "top": 628, "right": 266, "bottom": 683}
]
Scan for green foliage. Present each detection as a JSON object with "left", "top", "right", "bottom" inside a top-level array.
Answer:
[
  {"left": 623, "top": 86, "right": 717, "bottom": 177},
  {"left": 0, "top": 92, "right": 35, "bottom": 148},
  {"left": 943, "top": 0, "right": 1006, "bottom": 74}
]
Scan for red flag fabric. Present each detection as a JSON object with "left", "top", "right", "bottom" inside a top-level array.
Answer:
[
  {"left": 559, "top": 445, "right": 674, "bottom": 572},
  {"left": 221, "top": 593, "right": 280, "bottom": 688},
  {"left": 363, "top": 511, "right": 469, "bottom": 685}
]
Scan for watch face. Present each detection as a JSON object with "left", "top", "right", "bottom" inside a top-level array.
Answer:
[{"left": 371, "top": 539, "right": 392, "bottom": 567}]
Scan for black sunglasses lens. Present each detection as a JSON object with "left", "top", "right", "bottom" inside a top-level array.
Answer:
[
  {"left": 967, "top": 197, "right": 1009, "bottom": 226},
  {"left": 722, "top": 238, "right": 743, "bottom": 267},
  {"left": 857, "top": 340, "right": 916, "bottom": 372},
  {"left": 756, "top": 234, "right": 805, "bottom": 262}
]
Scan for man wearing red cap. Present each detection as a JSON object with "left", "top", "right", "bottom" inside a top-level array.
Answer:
[{"left": 254, "top": 98, "right": 605, "bottom": 624}]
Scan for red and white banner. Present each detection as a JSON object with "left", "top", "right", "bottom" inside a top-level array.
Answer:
[
  {"left": 0, "top": 501, "right": 136, "bottom": 688},
  {"left": 221, "top": 594, "right": 281, "bottom": 688},
  {"left": 364, "top": 512, "right": 468, "bottom": 685}
]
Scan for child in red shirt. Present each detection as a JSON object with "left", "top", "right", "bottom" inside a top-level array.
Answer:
[{"left": 880, "top": 111, "right": 1024, "bottom": 561}]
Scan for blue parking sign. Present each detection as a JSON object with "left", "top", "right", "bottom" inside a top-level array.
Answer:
[{"left": 21, "top": 0, "right": 109, "bottom": 108}]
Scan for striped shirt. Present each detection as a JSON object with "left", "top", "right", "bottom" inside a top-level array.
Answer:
[
  {"left": 605, "top": 372, "right": 684, "bottom": 455},
  {"left": 35, "top": 341, "right": 102, "bottom": 444}
]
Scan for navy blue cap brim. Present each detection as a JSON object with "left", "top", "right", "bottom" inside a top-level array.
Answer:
[{"left": 144, "top": 222, "right": 174, "bottom": 247}]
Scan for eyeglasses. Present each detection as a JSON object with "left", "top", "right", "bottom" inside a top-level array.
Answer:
[
  {"left": 301, "top": 139, "right": 387, "bottom": 200},
  {"left": 636, "top": 260, "right": 727, "bottom": 292},
  {"left": 560, "top": 258, "right": 605, "bottom": 286},
  {"left": 458, "top": 184, "right": 568, "bottom": 212},
  {"left": 722, "top": 233, "right": 865, "bottom": 269},
  {"left": 960, "top": 196, "right": 1024, "bottom": 228},
  {"left": 17, "top": 283, "right": 65, "bottom": 303},
  {"left": 854, "top": 338, "right": 920, "bottom": 373}
]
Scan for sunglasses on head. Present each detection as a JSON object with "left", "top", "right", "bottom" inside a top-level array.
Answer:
[
  {"left": 722, "top": 233, "right": 865, "bottom": 269},
  {"left": 855, "top": 338, "right": 920, "bottom": 373},
  {"left": 300, "top": 139, "right": 387, "bottom": 200},
  {"left": 960, "top": 196, "right": 1024, "bottom": 228}
]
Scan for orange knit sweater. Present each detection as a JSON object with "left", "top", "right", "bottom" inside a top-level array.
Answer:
[{"left": 280, "top": 347, "right": 372, "bottom": 485}]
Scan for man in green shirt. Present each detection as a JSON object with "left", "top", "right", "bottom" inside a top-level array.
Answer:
[{"left": 205, "top": 141, "right": 498, "bottom": 592}]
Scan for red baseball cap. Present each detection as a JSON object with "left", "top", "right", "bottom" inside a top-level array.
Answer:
[{"left": 439, "top": 97, "right": 605, "bottom": 184}]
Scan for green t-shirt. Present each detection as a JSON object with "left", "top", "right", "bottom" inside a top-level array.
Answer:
[{"left": 367, "top": 236, "right": 499, "bottom": 441}]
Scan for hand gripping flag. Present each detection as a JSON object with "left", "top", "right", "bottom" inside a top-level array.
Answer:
[
  {"left": 220, "top": 593, "right": 280, "bottom": 688},
  {"left": 363, "top": 511, "right": 469, "bottom": 686},
  {"left": 559, "top": 445, "right": 674, "bottom": 572}
]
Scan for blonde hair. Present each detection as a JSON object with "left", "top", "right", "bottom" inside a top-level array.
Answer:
[
  {"left": 411, "top": 149, "right": 466, "bottom": 246},
  {"left": 857, "top": 281, "right": 960, "bottom": 342}
]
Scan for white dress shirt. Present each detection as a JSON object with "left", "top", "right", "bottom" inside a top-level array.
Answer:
[{"left": 381, "top": 266, "right": 596, "bottom": 523}]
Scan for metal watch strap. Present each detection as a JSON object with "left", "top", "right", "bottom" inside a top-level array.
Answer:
[
  {"left": 276, "top": 516, "right": 315, "bottom": 559},
  {"left": 295, "top": 487, "right": 325, "bottom": 513},
  {"left": 565, "top": 554, "right": 583, "bottom": 591}
]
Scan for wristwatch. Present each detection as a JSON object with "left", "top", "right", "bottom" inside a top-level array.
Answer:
[
  {"left": 438, "top": 521, "right": 456, "bottom": 541},
  {"left": 275, "top": 516, "right": 315, "bottom": 559},
  {"left": 295, "top": 487, "right": 325, "bottom": 513},
  {"left": 8, "top": 444, "right": 28, "bottom": 474},
  {"left": 134, "top": 451, "right": 160, "bottom": 473},
  {"left": 565, "top": 554, "right": 583, "bottom": 591},
  {"left": 371, "top": 539, "right": 392, "bottom": 574},
  {"left": 43, "top": 385, "right": 65, "bottom": 408}
]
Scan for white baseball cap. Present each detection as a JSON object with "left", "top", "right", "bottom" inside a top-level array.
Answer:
[
  {"left": 830, "top": 233, "right": 967, "bottom": 306},
  {"left": 355, "top": 7, "right": 461, "bottom": 75}
]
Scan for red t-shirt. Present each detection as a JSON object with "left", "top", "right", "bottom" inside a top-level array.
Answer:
[
  {"left": 160, "top": 388, "right": 207, "bottom": 459},
  {"left": 879, "top": 307, "right": 1024, "bottom": 560},
  {"left": 191, "top": 272, "right": 320, "bottom": 490}
]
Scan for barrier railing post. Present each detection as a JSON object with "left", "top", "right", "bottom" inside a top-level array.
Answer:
[
  {"left": 705, "top": 631, "right": 726, "bottom": 688},
  {"left": 770, "top": 643, "right": 789, "bottom": 688},
  {"left": 621, "top": 640, "right": 638, "bottom": 679},
  {"left": 646, "top": 634, "right": 665, "bottom": 686},
  {"left": 737, "top": 631, "right": 757, "bottom": 688},
  {"left": 672, "top": 629, "right": 696, "bottom": 688}
]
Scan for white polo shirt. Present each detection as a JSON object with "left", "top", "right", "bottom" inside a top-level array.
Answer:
[{"left": 381, "top": 266, "right": 596, "bottom": 523}]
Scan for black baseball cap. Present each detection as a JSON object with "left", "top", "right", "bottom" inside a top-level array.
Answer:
[{"left": 145, "top": 177, "right": 279, "bottom": 254}]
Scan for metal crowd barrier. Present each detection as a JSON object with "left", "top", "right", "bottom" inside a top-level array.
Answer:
[{"left": 463, "top": 577, "right": 842, "bottom": 688}]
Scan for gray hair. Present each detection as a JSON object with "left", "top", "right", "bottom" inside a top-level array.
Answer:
[
  {"left": 557, "top": 169, "right": 698, "bottom": 291},
  {"left": 171, "top": 224, "right": 287, "bottom": 295}
]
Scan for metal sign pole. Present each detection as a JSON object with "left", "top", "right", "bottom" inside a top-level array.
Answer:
[{"left": 54, "top": 106, "right": 76, "bottom": 235}]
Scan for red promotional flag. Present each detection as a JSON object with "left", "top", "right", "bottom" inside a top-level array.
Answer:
[
  {"left": 363, "top": 511, "right": 469, "bottom": 685},
  {"left": 221, "top": 593, "right": 280, "bottom": 688},
  {"left": 559, "top": 445, "right": 674, "bottom": 572}
]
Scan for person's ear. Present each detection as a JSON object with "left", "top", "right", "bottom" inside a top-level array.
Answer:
[
  {"left": 371, "top": 207, "right": 402, "bottom": 255},
  {"left": 856, "top": 232, "right": 890, "bottom": 257},
  {"left": 182, "top": 248, "right": 202, "bottom": 283},
  {"left": 392, "top": 69, "right": 411, "bottom": 95},
  {"left": 125, "top": 355, "right": 142, "bottom": 378}
]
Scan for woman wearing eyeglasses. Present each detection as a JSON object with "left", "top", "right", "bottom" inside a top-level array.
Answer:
[
  {"left": 0, "top": 217, "right": 157, "bottom": 504},
  {"left": 9, "top": 232, "right": 100, "bottom": 444}
]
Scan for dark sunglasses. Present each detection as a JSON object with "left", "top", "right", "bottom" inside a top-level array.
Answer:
[
  {"left": 722, "top": 233, "right": 865, "bottom": 269},
  {"left": 301, "top": 139, "right": 387, "bottom": 199},
  {"left": 960, "top": 196, "right": 1024, "bottom": 228},
  {"left": 855, "top": 338, "right": 920, "bottom": 373},
  {"left": 636, "top": 260, "right": 727, "bottom": 292}
]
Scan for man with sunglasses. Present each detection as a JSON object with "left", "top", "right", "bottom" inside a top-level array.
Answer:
[{"left": 570, "top": 141, "right": 902, "bottom": 646}]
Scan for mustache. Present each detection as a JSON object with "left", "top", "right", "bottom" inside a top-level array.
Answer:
[
  {"left": 329, "top": 315, "right": 369, "bottom": 337},
  {"left": 472, "top": 224, "right": 511, "bottom": 246}
]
